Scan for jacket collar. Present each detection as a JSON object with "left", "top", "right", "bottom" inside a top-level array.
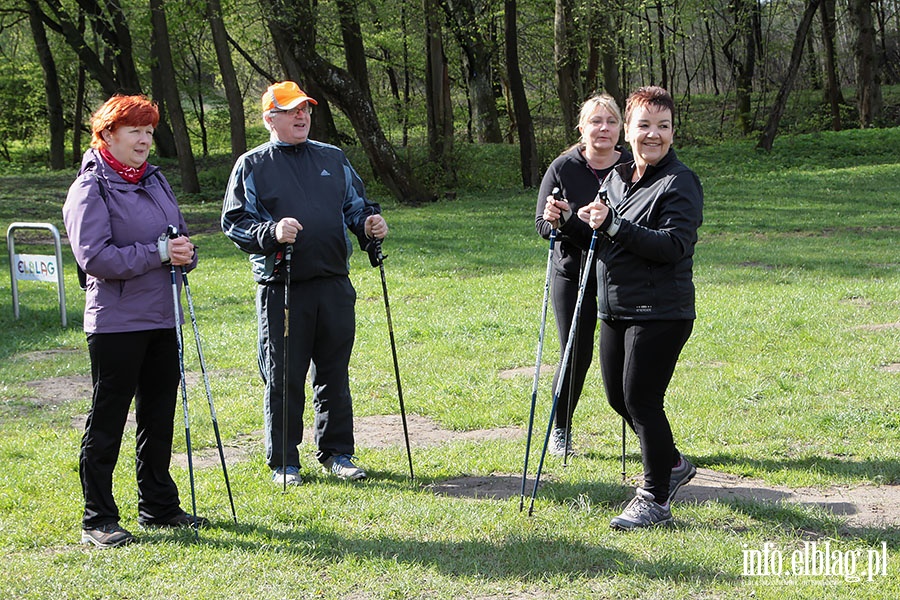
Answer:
[{"left": 615, "top": 147, "right": 677, "bottom": 185}]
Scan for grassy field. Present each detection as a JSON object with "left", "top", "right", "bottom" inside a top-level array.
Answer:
[{"left": 1, "top": 128, "right": 899, "bottom": 599}]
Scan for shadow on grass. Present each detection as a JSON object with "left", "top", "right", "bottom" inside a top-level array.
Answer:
[
  {"left": 701, "top": 452, "right": 900, "bottom": 486},
  {"left": 149, "top": 517, "right": 737, "bottom": 585}
]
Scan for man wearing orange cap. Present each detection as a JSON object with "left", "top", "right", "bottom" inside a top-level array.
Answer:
[{"left": 222, "top": 81, "right": 388, "bottom": 485}]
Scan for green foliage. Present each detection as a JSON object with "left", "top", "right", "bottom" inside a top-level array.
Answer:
[{"left": 0, "top": 62, "right": 45, "bottom": 161}]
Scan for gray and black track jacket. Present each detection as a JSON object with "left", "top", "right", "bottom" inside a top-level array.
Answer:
[
  {"left": 596, "top": 148, "right": 703, "bottom": 321},
  {"left": 221, "top": 139, "right": 380, "bottom": 284}
]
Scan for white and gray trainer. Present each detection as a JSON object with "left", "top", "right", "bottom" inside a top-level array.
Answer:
[{"left": 610, "top": 488, "right": 673, "bottom": 531}]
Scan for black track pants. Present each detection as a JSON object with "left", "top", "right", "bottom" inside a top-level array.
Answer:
[{"left": 258, "top": 275, "right": 357, "bottom": 469}]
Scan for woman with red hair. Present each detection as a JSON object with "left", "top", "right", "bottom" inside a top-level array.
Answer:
[
  {"left": 63, "top": 94, "right": 204, "bottom": 548},
  {"left": 579, "top": 86, "right": 702, "bottom": 530}
]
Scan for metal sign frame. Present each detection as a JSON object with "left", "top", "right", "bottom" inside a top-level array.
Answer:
[{"left": 6, "top": 222, "right": 68, "bottom": 327}]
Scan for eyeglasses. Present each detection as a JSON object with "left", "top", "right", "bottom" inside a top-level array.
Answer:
[{"left": 269, "top": 105, "right": 313, "bottom": 117}]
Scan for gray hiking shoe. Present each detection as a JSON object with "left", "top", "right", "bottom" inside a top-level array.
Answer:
[
  {"left": 549, "top": 427, "right": 572, "bottom": 457},
  {"left": 272, "top": 465, "right": 303, "bottom": 486},
  {"left": 610, "top": 488, "right": 673, "bottom": 531},
  {"left": 322, "top": 454, "right": 367, "bottom": 481},
  {"left": 668, "top": 455, "right": 697, "bottom": 504},
  {"left": 81, "top": 523, "right": 136, "bottom": 548}
]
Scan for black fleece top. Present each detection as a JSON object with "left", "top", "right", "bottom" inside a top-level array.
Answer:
[
  {"left": 595, "top": 148, "right": 703, "bottom": 321},
  {"left": 536, "top": 145, "right": 631, "bottom": 278}
]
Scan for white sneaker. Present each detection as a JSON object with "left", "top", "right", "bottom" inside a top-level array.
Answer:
[
  {"left": 322, "top": 454, "right": 367, "bottom": 481},
  {"left": 272, "top": 465, "right": 303, "bottom": 486},
  {"left": 610, "top": 488, "right": 673, "bottom": 531},
  {"left": 548, "top": 427, "right": 572, "bottom": 457}
]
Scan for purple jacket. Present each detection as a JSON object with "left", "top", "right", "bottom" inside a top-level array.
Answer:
[{"left": 63, "top": 149, "right": 197, "bottom": 333}]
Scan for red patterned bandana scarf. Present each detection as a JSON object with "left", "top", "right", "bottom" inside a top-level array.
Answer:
[{"left": 99, "top": 147, "right": 148, "bottom": 183}]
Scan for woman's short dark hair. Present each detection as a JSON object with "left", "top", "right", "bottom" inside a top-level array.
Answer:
[{"left": 624, "top": 86, "right": 675, "bottom": 124}]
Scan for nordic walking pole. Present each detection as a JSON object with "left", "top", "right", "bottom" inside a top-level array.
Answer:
[
  {"left": 621, "top": 418, "right": 627, "bottom": 482},
  {"left": 181, "top": 266, "right": 238, "bottom": 524},
  {"left": 370, "top": 239, "right": 414, "bottom": 480},
  {"left": 167, "top": 225, "right": 199, "bottom": 540},
  {"left": 563, "top": 249, "right": 587, "bottom": 469},
  {"left": 519, "top": 214, "right": 557, "bottom": 511},
  {"left": 282, "top": 244, "right": 293, "bottom": 493},
  {"left": 528, "top": 192, "right": 605, "bottom": 515}
]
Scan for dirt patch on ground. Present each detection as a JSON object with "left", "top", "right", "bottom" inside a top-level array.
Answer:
[
  {"left": 498, "top": 364, "right": 555, "bottom": 380},
  {"left": 853, "top": 322, "right": 900, "bottom": 331},
  {"left": 24, "top": 374, "right": 93, "bottom": 407},
  {"left": 427, "top": 473, "right": 536, "bottom": 501},
  {"left": 353, "top": 413, "right": 523, "bottom": 448},
  {"left": 675, "top": 468, "right": 899, "bottom": 528},
  {"left": 14, "top": 370, "right": 900, "bottom": 530},
  {"left": 427, "top": 468, "right": 900, "bottom": 529}
]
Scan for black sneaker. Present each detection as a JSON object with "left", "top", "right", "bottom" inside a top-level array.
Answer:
[
  {"left": 81, "top": 523, "right": 136, "bottom": 548},
  {"left": 548, "top": 427, "right": 572, "bottom": 457},
  {"left": 139, "top": 511, "right": 209, "bottom": 529},
  {"left": 610, "top": 488, "right": 673, "bottom": 531},
  {"left": 668, "top": 456, "right": 697, "bottom": 504}
]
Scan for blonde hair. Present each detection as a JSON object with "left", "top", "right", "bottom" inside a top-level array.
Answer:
[
  {"left": 578, "top": 93, "right": 623, "bottom": 129},
  {"left": 560, "top": 93, "right": 623, "bottom": 156}
]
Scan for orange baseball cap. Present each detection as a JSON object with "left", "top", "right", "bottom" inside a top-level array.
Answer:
[{"left": 262, "top": 81, "right": 318, "bottom": 112}]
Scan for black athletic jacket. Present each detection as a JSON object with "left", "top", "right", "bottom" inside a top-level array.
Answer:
[
  {"left": 595, "top": 148, "right": 703, "bottom": 321},
  {"left": 536, "top": 145, "right": 631, "bottom": 279}
]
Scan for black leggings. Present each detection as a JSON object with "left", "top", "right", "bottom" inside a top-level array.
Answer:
[
  {"left": 599, "top": 319, "right": 693, "bottom": 502},
  {"left": 550, "top": 265, "right": 597, "bottom": 430}
]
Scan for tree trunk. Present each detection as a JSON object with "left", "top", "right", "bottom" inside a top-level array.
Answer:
[
  {"left": 554, "top": 0, "right": 581, "bottom": 133},
  {"left": 820, "top": 0, "right": 844, "bottom": 130},
  {"left": 73, "top": 54, "right": 86, "bottom": 165},
  {"left": 597, "top": 11, "right": 623, "bottom": 109},
  {"left": 39, "top": 0, "right": 177, "bottom": 156},
  {"left": 266, "top": 10, "right": 341, "bottom": 145},
  {"left": 848, "top": 0, "right": 883, "bottom": 126},
  {"left": 585, "top": 13, "right": 600, "bottom": 92},
  {"left": 28, "top": 0, "right": 66, "bottom": 169},
  {"left": 705, "top": 18, "right": 720, "bottom": 95},
  {"left": 723, "top": 0, "right": 759, "bottom": 134},
  {"left": 207, "top": 0, "right": 247, "bottom": 161},
  {"left": 100, "top": 0, "right": 142, "bottom": 93},
  {"left": 39, "top": 0, "right": 123, "bottom": 95},
  {"left": 757, "top": 0, "right": 820, "bottom": 151},
  {"left": 439, "top": 0, "right": 503, "bottom": 143},
  {"left": 149, "top": 0, "right": 200, "bottom": 193},
  {"left": 148, "top": 55, "right": 178, "bottom": 159},
  {"left": 504, "top": 0, "right": 539, "bottom": 187},
  {"left": 655, "top": 1, "right": 669, "bottom": 90},
  {"left": 424, "top": 0, "right": 455, "bottom": 184},
  {"left": 336, "top": 0, "right": 372, "bottom": 100},
  {"left": 265, "top": 0, "right": 435, "bottom": 204}
]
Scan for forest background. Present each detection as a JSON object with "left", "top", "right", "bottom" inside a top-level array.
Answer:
[{"left": 0, "top": 0, "right": 899, "bottom": 199}]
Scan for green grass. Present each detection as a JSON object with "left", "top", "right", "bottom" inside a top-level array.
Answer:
[{"left": 1, "top": 129, "right": 899, "bottom": 598}]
